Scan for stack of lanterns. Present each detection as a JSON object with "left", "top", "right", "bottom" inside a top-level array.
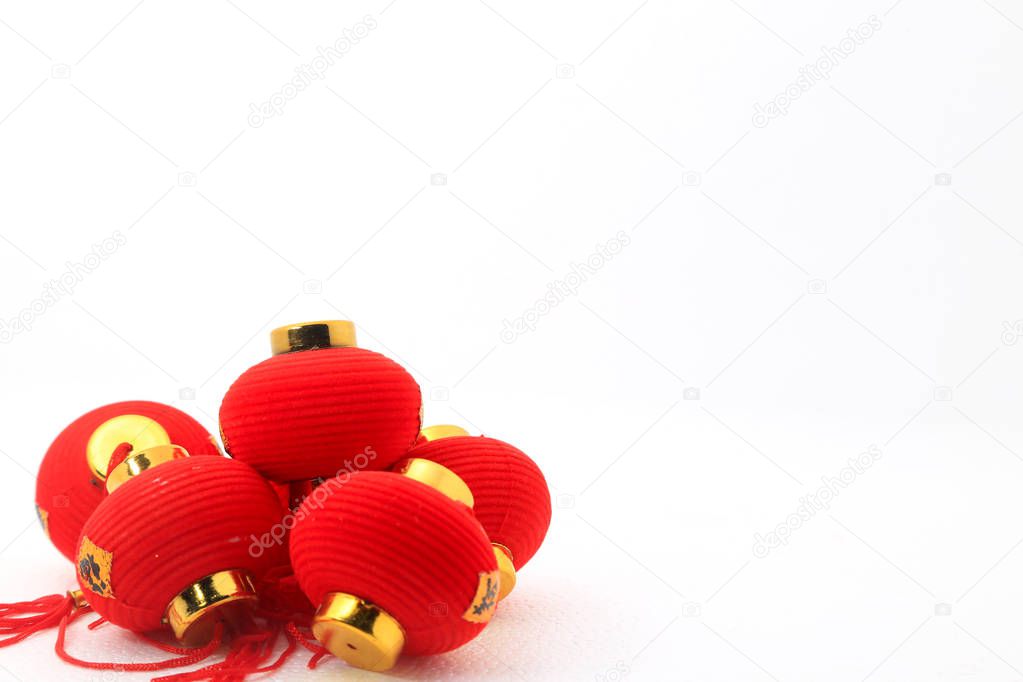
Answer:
[{"left": 1, "top": 320, "right": 551, "bottom": 679}]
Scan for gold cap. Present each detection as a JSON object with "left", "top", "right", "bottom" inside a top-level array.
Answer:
[
  {"left": 270, "top": 320, "right": 357, "bottom": 355},
  {"left": 418, "top": 424, "right": 470, "bottom": 442},
  {"left": 68, "top": 589, "right": 88, "bottom": 609},
  {"left": 394, "top": 458, "right": 474, "bottom": 508},
  {"left": 165, "top": 570, "right": 258, "bottom": 646},
  {"left": 312, "top": 592, "right": 405, "bottom": 672},
  {"left": 492, "top": 544, "right": 516, "bottom": 601},
  {"left": 105, "top": 444, "right": 190, "bottom": 494},
  {"left": 86, "top": 415, "right": 172, "bottom": 481}
]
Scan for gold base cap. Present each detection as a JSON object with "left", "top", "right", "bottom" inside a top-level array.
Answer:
[
  {"left": 418, "top": 424, "right": 470, "bottom": 442},
  {"left": 165, "top": 570, "right": 257, "bottom": 646},
  {"left": 312, "top": 593, "right": 405, "bottom": 672},
  {"left": 395, "top": 458, "right": 474, "bottom": 508},
  {"left": 493, "top": 544, "right": 517, "bottom": 601},
  {"left": 105, "top": 444, "right": 189, "bottom": 494},
  {"left": 68, "top": 589, "right": 88, "bottom": 609},
  {"left": 270, "top": 320, "right": 357, "bottom": 355},
  {"left": 86, "top": 415, "right": 171, "bottom": 481}
]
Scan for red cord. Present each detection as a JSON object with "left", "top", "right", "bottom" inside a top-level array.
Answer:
[
  {"left": 137, "top": 630, "right": 202, "bottom": 655},
  {"left": 285, "top": 622, "right": 330, "bottom": 669},
  {"left": 152, "top": 618, "right": 301, "bottom": 682},
  {"left": 105, "top": 442, "right": 134, "bottom": 479},
  {"left": 55, "top": 614, "right": 223, "bottom": 671}
]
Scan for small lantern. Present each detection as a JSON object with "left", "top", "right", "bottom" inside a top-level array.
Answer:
[
  {"left": 289, "top": 472, "right": 497, "bottom": 672},
  {"left": 403, "top": 425, "right": 551, "bottom": 600},
  {"left": 75, "top": 457, "right": 288, "bottom": 645},
  {"left": 219, "top": 320, "right": 422, "bottom": 483}
]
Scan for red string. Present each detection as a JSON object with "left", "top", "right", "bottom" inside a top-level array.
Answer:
[
  {"left": 285, "top": 622, "right": 330, "bottom": 669},
  {"left": 308, "top": 649, "right": 330, "bottom": 669},
  {"left": 151, "top": 617, "right": 301, "bottom": 682},
  {"left": 138, "top": 630, "right": 201, "bottom": 655},
  {"left": 0, "top": 593, "right": 78, "bottom": 647},
  {"left": 285, "top": 622, "right": 319, "bottom": 654},
  {"left": 105, "top": 442, "right": 134, "bottom": 479},
  {"left": 55, "top": 613, "right": 223, "bottom": 672}
]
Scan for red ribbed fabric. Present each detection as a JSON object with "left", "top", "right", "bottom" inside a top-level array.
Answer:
[
  {"left": 35, "top": 401, "right": 221, "bottom": 562},
  {"left": 76, "top": 458, "right": 288, "bottom": 633},
  {"left": 289, "top": 473, "right": 496, "bottom": 656},
  {"left": 219, "top": 348, "right": 422, "bottom": 482},
  {"left": 407, "top": 436, "right": 551, "bottom": 570}
]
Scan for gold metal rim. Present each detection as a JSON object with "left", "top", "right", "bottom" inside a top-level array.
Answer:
[
  {"left": 418, "top": 424, "right": 470, "bottom": 442},
  {"left": 269, "top": 320, "right": 357, "bottom": 355},
  {"left": 493, "top": 544, "right": 517, "bottom": 601},
  {"left": 86, "top": 415, "right": 171, "bottom": 481},
  {"left": 165, "top": 569, "right": 257, "bottom": 646},
  {"left": 312, "top": 592, "right": 405, "bottom": 672},
  {"left": 105, "top": 444, "right": 190, "bottom": 494},
  {"left": 394, "top": 458, "right": 474, "bottom": 508},
  {"left": 68, "top": 589, "right": 88, "bottom": 610}
]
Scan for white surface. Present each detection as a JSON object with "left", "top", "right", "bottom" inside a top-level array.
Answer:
[{"left": 1, "top": 1, "right": 1023, "bottom": 680}]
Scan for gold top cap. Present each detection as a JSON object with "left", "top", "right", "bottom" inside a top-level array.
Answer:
[
  {"left": 86, "top": 415, "right": 172, "bottom": 481},
  {"left": 492, "top": 544, "right": 516, "bottom": 601},
  {"left": 418, "top": 424, "right": 470, "bottom": 442},
  {"left": 105, "top": 444, "right": 190, "bottom": 494},
  {"left": 312, "top": 592, "right": 405, "bottom": 672},
  {"left": 395, "top": 458, "right": 474, "bottom": 508},
  {"left": 165, "top": 569, "right": 258, "bottom": 646},
  {"left": 270, "top": 320, "right": 357, "bottom": 355}
]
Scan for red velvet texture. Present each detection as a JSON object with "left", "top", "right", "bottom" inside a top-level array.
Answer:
[
  {"left": 219, "top": 347, "right": 422, "bottom": 482},
  {"left": 289, "top": 472, "right": 496, "bottom": 656},
  {"left": 407, "top": 436, "right": 551, "bottom": 570},
  {"left": 35, "top": 401, "right": 221, "bottom": 562},
  {"left": 76, "top": 457, "right": 288, "bottom": 633}
]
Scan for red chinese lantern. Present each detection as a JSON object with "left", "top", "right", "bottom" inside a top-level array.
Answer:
[
  {"left": 219, "top": 320, "right": 422, "bottom": 483},
  {"left": 76, "top": 456, "right": 289, "bottom": 644},
  {"left": 35, "top": 401, "right": 221, "bottom": 561},
  {"left": 404, "top": 425, "right": 551, "bottom": 600},
  {"left": 289, "top": 472, "right": 498, "bottom": 672}
]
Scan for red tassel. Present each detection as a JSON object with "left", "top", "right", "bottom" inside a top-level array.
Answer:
[
  {"left": 0, "top": 593, "right": 79, "bottom": 647},
  {"left": 152, "top": 619, "right": 298, "bottom": 682},
  {"left": 55, "top": 613, "right": 223, "bottom": 672}
]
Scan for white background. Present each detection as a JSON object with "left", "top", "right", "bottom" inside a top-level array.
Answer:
[{"left": 1, "top": 1, "right": 1023, "bottom": 680}]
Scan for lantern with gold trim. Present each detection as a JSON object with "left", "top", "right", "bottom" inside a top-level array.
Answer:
[
  {"left": 289, "top": 471, "right": 498, "bottom": 672},
  {"left": 34, "top": 401, "right": 221, "bottom": 561},
  {"left": 404, "top": 425, "right": 552, "bottom": 600},
  {"left": 75, "top": 456, "right": 288, "bottom": 645},
  {"left": 219, "top": 320, "right": 422, "bottom": 484}
]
